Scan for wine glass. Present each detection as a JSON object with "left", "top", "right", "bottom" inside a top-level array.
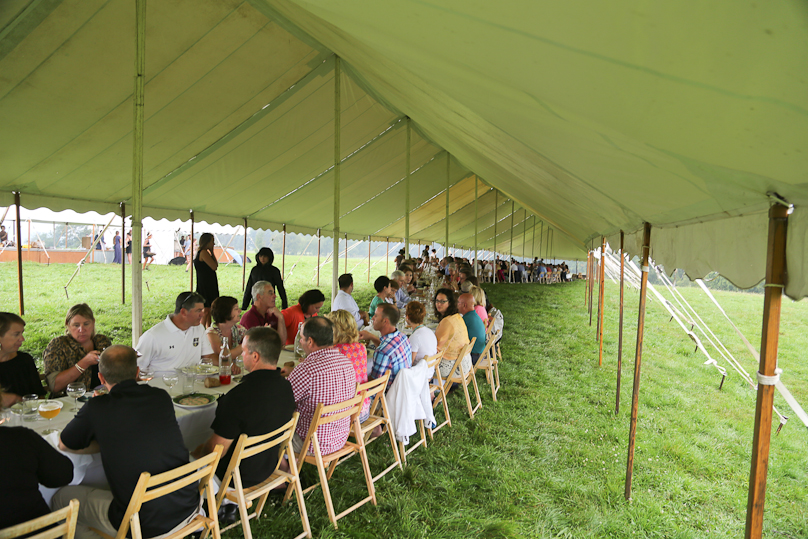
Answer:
[
  {"left": 66, "top": 382, "right": 86, "bottom": 412},
  {"left": 38, "top": 400, "right": 63, "bottom": 434},
  {"left": 139, "top": 369, "right": 154, "bottom": 382},
  {"left": 162, "top": 373, "right": 179, "bottom": 395}
]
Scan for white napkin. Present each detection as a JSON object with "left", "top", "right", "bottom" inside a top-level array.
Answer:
[{"left": 44, "top": 430, "right": 93, "bottom": 486}]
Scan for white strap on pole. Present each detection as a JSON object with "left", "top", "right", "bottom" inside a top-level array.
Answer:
[{"left": 757, "top": 368, "right": 782, "bottom": 386}]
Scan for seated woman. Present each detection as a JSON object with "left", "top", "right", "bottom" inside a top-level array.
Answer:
[
  {"left": 405, "top": 302, "right": 437, "bottom": 365},
  {"left": 43, "top": 304, "right": 111, "bottom": 396},
  {"left": 469, "top": 285, "right": 489, "bottom": 326},
  {"left": 206, "top": 296, "right": 245, "bottom": 360},
  {"left": 325, "top": 309, "right": 371, "bottom": 421},
  {"left": 433, "top": 288, "right": 471, "bottom": 378},
  {"left": 281, "top": 289, "right": 325, "bottom": 345},
  {"left": 0, "top": 312, "right": 46, "bottom": 407}
]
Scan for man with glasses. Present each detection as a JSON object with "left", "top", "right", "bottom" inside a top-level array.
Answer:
[{"left": 136, "top": 291, "right": 216, "bottom": 372}]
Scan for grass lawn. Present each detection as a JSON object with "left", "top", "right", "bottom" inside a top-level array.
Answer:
[{"left": 2, "top": 259, "right": 808, "bottom": 537}]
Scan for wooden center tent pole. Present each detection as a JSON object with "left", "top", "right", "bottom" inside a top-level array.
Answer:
[
  {"left": 121, "top": 203, "right": 126, "bottom": 305},
  {"left": 282, "top": 224, "right": 286, "bottom": 277},
  {"left": 624, "top": 222, "right": 651, "bottom": 500},
  {"left": 344, "top": 233, "right": 348, "bottom": 274},
  {"left": 589, "top": 240, "right": 595, "bottom": 325},
  {"left": 189, "top": 211, "right": 194, "bottom": 291},
  {"left": 332, "top": 56, "right": 341, "bottom": 300},
  {"left": 317, "top": 229, "right": 321, "bottom": 286},
  {"left": 367, "top": 235, "right": 371, "bottom": 282},
  {"left": 616, "top": 230, "right": 624, "bottom": 415},
  {"left": 242, "top": 219, "right": 248, "bottom": 291},
  {"left": 744, "top": 204, "right": 789, "bottom": 539}
]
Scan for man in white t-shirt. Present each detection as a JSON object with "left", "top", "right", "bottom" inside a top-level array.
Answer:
[
  {"left": 136, "top": 291, "right": 216, "bottom": 372},
  {"left": 330, "top": 273, "right": 369, "bottom": 330}
]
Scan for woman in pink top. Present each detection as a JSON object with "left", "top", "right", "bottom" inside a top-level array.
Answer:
[
  {"left": 325, "top": 309, "right": 371, "bottom": 421},
  {"left": 470, "top": 286, "right": 489, "bottom": 326}
]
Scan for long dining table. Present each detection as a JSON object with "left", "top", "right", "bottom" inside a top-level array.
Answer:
[{"left": 20, "top": 349, "right": 301, "bottom": 506}]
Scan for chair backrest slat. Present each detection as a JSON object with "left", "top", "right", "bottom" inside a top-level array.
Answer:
[{"left": 0, "top": 499, "right": 79, "bottom": 539}]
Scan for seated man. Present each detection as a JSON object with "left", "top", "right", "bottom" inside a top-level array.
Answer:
[
  {"left": 331, "top": 273, "right": 369, "bottom": 330},
  {"left": 362, "top": 303, "right": 412, "bottom": 388},
  {"left": 390, "top": 270, "right": 412, "bottom": 308},
  {"left": 457, "top": 293, "right": 487, "bottom": 366},
  {"left": 54, "top": 345, "right": 200, "bottom": 539},
  {"left": 193, "top": 327, "right": 295, "bottom": 521},
  {"left": 287, "top": 317, "right": 356, "bottom": 455},
  {"left": 369, "top": 276, "right": 392, "bottom": 318},
  {"left": 136, "top": 291, "right": 216, "bottom": 372},
  {"left": 240, "top": 281, "right": 288, "bottom": 343},
  {"left": 0, "top": 425, "right": 73, "bottom": 529}
]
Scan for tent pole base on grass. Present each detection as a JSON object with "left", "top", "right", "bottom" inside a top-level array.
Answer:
[
  {"left": 625, "top": 222, "right": 651, "bottom": 500},
  {"left": 744, "top": 203, "right": 788, "bottom": 539}
]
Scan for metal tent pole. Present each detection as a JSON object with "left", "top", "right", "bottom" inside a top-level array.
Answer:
[
  {"left": 445, "top": 153, "right": 450, "bottom": 256},
  {"left": 131, "top": 0, "right": 146, "bottom": 344},
  {"left": 405, "top": 118, "right": 411, "bottom": 257},
  {"left": 332, "top": 56, "right": 341, "bottom": 300},
  {"left": 745, "top": 204, "right": 789, "bottom": 539},
  {"left": 624, "top": 222, "right": 652, "bottom": 500},
  {"left": 616, "top": 231, "right": 624, "bottom": 414},
  {"left": 474, "top": 179, "right": 478, "bottom": 277},
  {"left": 494, "top": 191, "right": 498, "bottom": 281},
  {"left": 14, "top": 193, "right": 24, "bottom": 315}
]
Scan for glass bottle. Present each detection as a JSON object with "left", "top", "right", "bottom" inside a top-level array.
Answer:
[
  {"left": 219, "top": 336, "right": 232, "bottom": 385},
  {"left": 294, "top": 322, "right": 306, "bottom": 359}
]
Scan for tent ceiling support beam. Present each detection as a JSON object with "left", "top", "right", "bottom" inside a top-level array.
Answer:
[
  {"left": 625, "top": 222, "right": 651, "bottom": 500},
  {"left": 142, "top": 52, "right": 334, "bottom": 198},
  {"left": 332, "top": 55, "right": 341, "bottom": 300},
  {"left": 131, "top": 0, "right": 146, "bottom": 345},
  {"left": 745, "top": 204, "right": 789, "bottom": 539}
]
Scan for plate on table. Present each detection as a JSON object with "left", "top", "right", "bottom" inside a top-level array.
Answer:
[
  {"left": 180, "top": 364, "right": 219, "bottom": 376},
  {"left": 172, "top": 393, "right": 218, "bottom": 409}
]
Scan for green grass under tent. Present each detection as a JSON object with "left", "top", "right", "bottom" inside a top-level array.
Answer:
[{"left": 2, "top": 258, "right": 807, "bottom": 538}]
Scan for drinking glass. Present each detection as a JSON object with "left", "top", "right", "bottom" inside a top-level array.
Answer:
[
  {"left": 38, "top": 400, "right": 63, "bottom": 434},
  {"left": 66, "top": 382, "right": 86, "bottom": 412},
  {"left": 22, "top": 394, "right": 39, "bottom": 422},
  {"left": 139, "top": 369, "right": 155, "bottom": 382},
  {"left": 162, "top": 373, "right": 179, "bottom": 395}
]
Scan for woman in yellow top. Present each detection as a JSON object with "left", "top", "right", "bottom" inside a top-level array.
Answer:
[{"left": 433, "top": 288, "right": 471, "bottom": 378}]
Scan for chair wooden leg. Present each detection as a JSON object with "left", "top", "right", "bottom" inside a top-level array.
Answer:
[
  {"left": 290, "top": 477, "right": 312, "bottom": 539},
  {"left": 357, "top": 442, "right": 378, "bottom": 506},
  {"left": 461, "top": 373, "right": 475, "bottom": 418},
  {"left": 384, "top": 415, "right": 403, "bottom": 471},
  {"left": 470, "top": 369, "right": 483, "bottom": 415}
]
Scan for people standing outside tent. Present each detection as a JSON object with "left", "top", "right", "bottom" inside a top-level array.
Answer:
[
  {"left": 241, "top": 247, "right": 288, "bottom": 311},
  {"left": 125, "top": 230, "right": 132, "bottom": 264},
  {"left": 142, "top": 232, "right": 155, "bottom": 270},
  {"left": 194, "top": 232, "right": 219, "bottom": 328},
  {"left": 112, "top": 231, "right": 122, "bottom": 264}
]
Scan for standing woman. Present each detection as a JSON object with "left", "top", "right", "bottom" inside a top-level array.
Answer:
[
  {"left": 0, "top": 313, "right": 46, "bottom": 407},
  {"left": 142, "top": 232, "right": 155, "bottom": 270},
  {"left": 241, "top": 247, "right": 288, "bottom": 310},
  {"left": 194, "top": 232, "right": 219, "bottom": 328},
  {"left": 125, "top": 230, "right": 132, "bottom": 264},
  {"left": 433, "top": 288, "right": 471, "bottom": 378},
  {"left": 112, "top": 231, "right": 122, "bottom": 264},
  {"left": 43, "top": 304, "right": 111, "bottom": 396}
]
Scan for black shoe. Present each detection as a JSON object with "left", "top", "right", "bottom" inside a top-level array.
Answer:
[{"left": 217, "top": 504, "right": 240, "bottom": 525}]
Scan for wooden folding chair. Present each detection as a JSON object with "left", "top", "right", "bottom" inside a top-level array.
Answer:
[
  {"left": 473, "top": 335, "right": 500, "bottom": 401},
  {"left": 487, "top": 325, "right": 503, "bottom": 366},
  {"left": 295, "top": 393, "right": 376, "bottom": 529},
  {"left": 425, "top": 350, "right": 451, "bottom": 441},
  {"left": 92, "top": 446, "right": 223, "bottom": 539},
  {"left": 212, "top": 412, "right": 311, "bottom": 539},
  {"left": 0, "top": 499, "right": 79, "bottom": 539},
  {"left": 349, "top": 371, "right": 402, "bottom": 482},
  {"left": 445, "top": 338, "right": 483, "bottom": 419},
  {"left": 394, "top": 367, "right": 430, "bottom": 465}
]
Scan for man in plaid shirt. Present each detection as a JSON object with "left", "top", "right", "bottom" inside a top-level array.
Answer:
[
  {"left": 288, "top": 317, "right": 356, "bottom": 455},
  {"left": 366, "top": 303, "right": 412, "bottom": 387}
]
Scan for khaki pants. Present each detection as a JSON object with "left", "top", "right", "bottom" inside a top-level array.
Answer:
[{"left": 52, "top": 486, "right": 200, "bottom": 539}]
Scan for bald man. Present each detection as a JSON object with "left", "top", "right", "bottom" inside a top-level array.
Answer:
[{"left": 457, "top": 293, "right": 486, "bottom": 366}]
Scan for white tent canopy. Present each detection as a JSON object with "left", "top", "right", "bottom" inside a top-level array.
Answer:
[{"left": 0, "top": 0, "right": 806, "bottom": 296}]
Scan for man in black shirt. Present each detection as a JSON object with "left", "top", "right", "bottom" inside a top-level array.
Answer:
[
  {"left": 53, "top": 345, "right": 199, "bottom": 539},
  {"left": 192, "top": 327, "right": 295, "bottom": 518},
  {"left": 0, "top": 426, "right": 73, "bottom": 528}
]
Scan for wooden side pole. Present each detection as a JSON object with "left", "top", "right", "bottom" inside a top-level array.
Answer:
[
  {"left": 189, "top": 211, "right": 194, "bottom": 292},
  {"left": 589, "top": 241, "right": 595, "bottom": 325},
  {"left": 744, "top": 204, "right": 789, "bottom": 539},
  {"left": 509, "top": 201, "right": 515, "bottom": 280},
  {"left": 14, "top": 193, "right": 24, "bottom": 315},
  {"left": 317, "top": 229, "right": 321, "bottom": 286},
  {"left": 598, "top": 236, "right": 606, "bottom": 365},
  {"left": 474, "top": 179, "right": 478, "bottom": 277},
  {"left": 91, "top": 223, "right": 95, "bottom": 263},
  {"left": 494, "top": 191, "right": 498, "bottom": 280},
  {"left": 332, "top": 56, "right": 341, "bottom": 300},
  {"left": 282, "top": 224, "right": 287, "bottom": 277},
  {"left": 121, "top": 203, "right": 126, "bottom": 305},
  {"left": 585, "top": 251, "right": 591, "bottom": 306},
  {"left": 445, "top": 153, "right": 450, "bottom": 255},
  {"left": 242, "top": 219, "right": 248, "bottom": 292},
  {"left": 386, "top": 237, "right": 389, "bottom": 275},
  {"left": 367, "top": 235, "right": 371, "bottom": 282},
  {"left": 616, "top": 230, "right": 624, "bottom": 415},
  {"left": 344, "top": 233, "right": 348, "bottom": 273},
  {"left": 625, "top": 222, "right": 651, "bottom": 500}
]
